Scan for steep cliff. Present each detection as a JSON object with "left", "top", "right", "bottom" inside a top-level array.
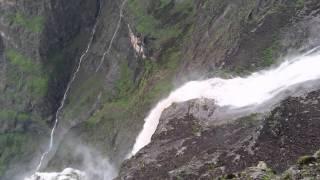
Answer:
[
  {"left": 0, "top": 0, "right": 99, "bottom": 178},
  {"left": 118, "top": 91, "right": 320, "bottom": 179},
  {"left": 118, "top": 0, "right": 320, "bottom": 179},
  {"left": 1, "top": 0, "right": 320, "bottom": 179}
]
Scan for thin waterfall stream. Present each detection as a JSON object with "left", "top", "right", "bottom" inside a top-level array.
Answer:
[
  {"left": 21, "top": 1, "right": 320, "bottom": 179},
  {"left": 29, "top": 2, "right": 102, "bottom": 176},
  {"left": 96, "top": 0, "right": 128, "bottom": 72},
  {"left": 26, "top": 44, "right": 320, "bottom": 179},
  {"left": 24, "top": 1, "right": 128, "bottom": 179}
]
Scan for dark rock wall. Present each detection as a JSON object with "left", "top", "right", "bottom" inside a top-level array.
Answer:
[
  {"left": 0, "top": 0, "right": 100, "bottom": 179},
  {"left": 118, "top": 90, "right": 320, "bottom": 179}
]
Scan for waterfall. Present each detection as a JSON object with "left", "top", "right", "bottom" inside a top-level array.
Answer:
[
  {"left": 33, "top": 4, "right": 101, "bottom": 174},
  {"left": 130, "top": 46, "right": 320, "bottom": 155},
  {"left": 95, "top": 0, "right": 127, "bottom": 72},
  {"left": 24, "top": 1, "right": 127, "bottom": 179}
]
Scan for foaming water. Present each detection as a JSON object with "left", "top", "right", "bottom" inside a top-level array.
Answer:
[
  {"left": 25, "top": 168, "right": 86, "bottom": 180},
  {"left": 130, "top": 47, "right": 320, "bottom": 155},
  {"left": 25, "top": 143, "right": 117, "bottom": 180}
]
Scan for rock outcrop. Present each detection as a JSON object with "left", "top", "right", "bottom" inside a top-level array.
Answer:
[
  {"left": 118, "top": 89, "right": 320, "bottom": 179},
  {"left": 219, "top": 150, "right": 320, "bottom": 179}
]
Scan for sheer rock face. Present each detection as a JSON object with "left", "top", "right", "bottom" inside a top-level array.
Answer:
[
  {"left": 117, "top": 1, "right": 320, "bottom": 179},
  {"left": 0, "top": 0, "right": 100, "bottom": 179},
  {"left": 118, "top": 89, "right": 320, "bottom": 179},
  {"left": 2, "top": 0, "right": 320, "bottom": 179}
]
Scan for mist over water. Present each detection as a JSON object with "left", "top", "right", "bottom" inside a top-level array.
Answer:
[
  {"left": 23, "top": 46, "right": 320, "bottom": 179},
  {"left": 23, "top": 0, "right": 126, "bottom": 179},
  {"left": 24, "top": 143, "right": 117, "bottom": 180},
  {"left": 130, "top": 47, "right": 320, "bottom": 155}
]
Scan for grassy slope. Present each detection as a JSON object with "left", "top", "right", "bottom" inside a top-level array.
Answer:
[
  {"left": 55, "top": 0, "right": 196, "bottom": 162},
  {"left": 0, "top": 8, "right": 48, "bottom": 177}
]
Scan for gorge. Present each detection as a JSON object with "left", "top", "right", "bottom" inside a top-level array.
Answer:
[{"left": 1, "top": 0, "right": 320, "bottom": 180}]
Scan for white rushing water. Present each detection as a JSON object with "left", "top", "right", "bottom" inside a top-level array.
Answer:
[
  {"left": 25, "top": 168, "right": 87, "bottom": 180},
  {"left": 130, "top": 47, "right": 320, "bottom": 155}
]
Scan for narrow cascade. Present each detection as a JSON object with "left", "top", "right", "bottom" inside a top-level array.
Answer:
[
  {"left": 96, "top": 0, "right": 128, "bottom": 72},
  {"left": 28, "top": 4, "right": 101, "bottom": 177},
  {"left": 130, "top": 47, "right": 320, "bottom": 155},
  {"left": 24, "top": 1, "right": 128, "bottom": 179}
]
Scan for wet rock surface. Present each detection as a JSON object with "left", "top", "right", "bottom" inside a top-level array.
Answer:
[
  {"left": 118, "top": 89, "right": 320, "bottom": 179},
  {"left": 219, "top": 150, "right": 320, "bottom": 179}
]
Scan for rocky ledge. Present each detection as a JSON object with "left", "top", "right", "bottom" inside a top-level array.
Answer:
[
  {"left": 118, "top": 89, "right": 320, "bottom": 179},
  {"left": 220, "top": 150, "right": 320, "bottom": 179}
]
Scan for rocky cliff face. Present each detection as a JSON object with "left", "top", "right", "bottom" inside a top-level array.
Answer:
[
  {"left": 118, "top": 0, "right": 320, "bottom": 179},
  {"left": 0, "top": 0, "right": 99, "bottom": 178},
  {"left": 1, "top": 0, "right": 320, "bottom": 179},
  {"left": 118, "top": 90, "right": 320, "bottom": 179}
]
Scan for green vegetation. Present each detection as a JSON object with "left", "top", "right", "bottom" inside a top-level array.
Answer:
[
  {"left": 128, "top": 0, "right": 194, "bottom": 48},
  {"left": 282, "top": 172, "right": 293, "bottom": 180},
  {"left": 0, "top": 110, "right": 19, "bottom": 121},
  {"left": 0, "top": 133, "right": 27, "bottom": 176},
  {"left": 191, "top": 124, "right": 201, "bottom": 135},
  {"left": 232, "top": 38, "right": 280, "bottom": 75},
  {"left": 29, "top": 77, "right": 49, "bottom": 95},
  {"left": 297, "top": 155, "right": 317, "bottom": 166},
  {"left": 261, "top": 46, "right": 277, "bottom": 67},
  {"left": 159, "top": 0, "right": 171, "bottom": 9},
  {"left": 115, "top": 62, "right": 135, "bottom": 98},
  {"left": 12, "top": 12, "right": 45, "bottom": 33},
  {"left": 6, "top": 49, "right": 34, "bottom": 72},
  {"left": 260, "top": 35, "right": 280, "bottom": 68},
  {"left": 219, "top": 150, "right": 320, "bottom": 179},
  {"left": 175, "top": 0, "right": 194, "bottom": 14},
  {"left": 261, "top": 171, "right": 276, "bottom": 180},
  {"left": 5, "top": 49, "right": 48, "bottom": 98},
  {"left": 128, "top": 0, "right": 158, "bottom": 34},
  {"left": 296, "top": 0, "right": 305, "bottom": 8},
  {"left": 236, "top": 113, "right": 261, "bottom": 127},
  {"left": 0, "top": 132, "right": 42, "bottom": 178},
  {"left": 83, "top": 47, "right": 182, "bottom": 130},
  {"left": 1, "top": 110, "right": 29, "bottom": 121},
  {"left": 57, "top": 0, "right": 193, "bottom": 157}
]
